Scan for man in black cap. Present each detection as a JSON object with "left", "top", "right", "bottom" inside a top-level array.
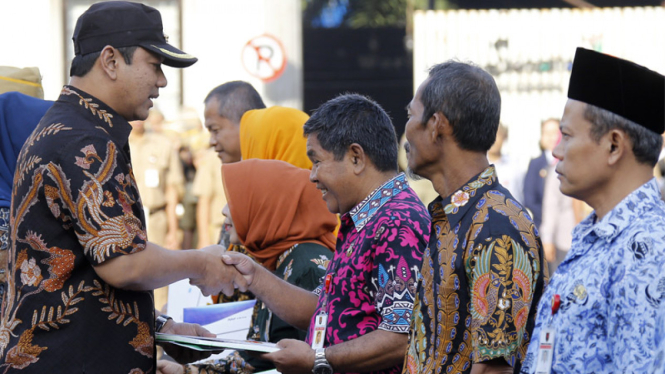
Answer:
[
  {"left": 0, "top": 2, "right": 245, "bottom": 373},
  {"left": 520, "top": 48, "right": 665, "bottom": 374}
]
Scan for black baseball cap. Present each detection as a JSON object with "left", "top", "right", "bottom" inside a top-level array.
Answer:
[
  {"left": 73, "top": 1, "right": 197, "bottom": 68},
  {"left": 568, "top": 47, "right": 664, "bottom": 134}
]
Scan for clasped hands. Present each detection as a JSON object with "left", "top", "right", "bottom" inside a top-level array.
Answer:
[
  {"left": 188, "top": 246, "right": 257, "bottom": 297},
  {"left": 187, "top": 250, "right": 316, "bottom": 374}
]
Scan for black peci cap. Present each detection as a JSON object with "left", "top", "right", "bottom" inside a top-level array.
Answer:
[
  {"left": 73, "top": 1, "right": 197, "bottom": 68},
  {"left": 568, "top": 48, "right": 665, "bottom": 134}
]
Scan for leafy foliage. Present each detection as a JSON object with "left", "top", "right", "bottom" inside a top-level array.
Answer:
[{"left": 303, "top": 0, "right": 456, "bottom": 28}]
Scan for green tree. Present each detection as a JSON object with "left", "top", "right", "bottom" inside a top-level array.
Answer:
[{"left": 303, "top": 0, "right": 456, "bottom": 28}]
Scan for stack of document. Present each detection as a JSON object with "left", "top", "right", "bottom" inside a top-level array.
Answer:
[
  {"left": 156, "top": 332, "right": 279, "bottom": 353},
  {"left": 183, "top": 299, "right": 257, "bottom": 340}
]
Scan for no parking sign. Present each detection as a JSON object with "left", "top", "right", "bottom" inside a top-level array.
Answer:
[{"left": 241, "top": 34, "right": 287, "bottom": 82}]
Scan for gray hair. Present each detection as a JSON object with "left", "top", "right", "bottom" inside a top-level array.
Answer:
[
  {"left": 584, "top": 103, "right": 662, "bottom": 166},
  {"left": 204, "top": 81, "right": 266, "bottom": 124},
  {"left": 421, "top": 60, "right": 501, "bottom": 152}
]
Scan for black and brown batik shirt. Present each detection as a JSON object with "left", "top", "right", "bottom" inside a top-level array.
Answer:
[{"left": 0, "top": 86, "right": 154, "bottom": 373}]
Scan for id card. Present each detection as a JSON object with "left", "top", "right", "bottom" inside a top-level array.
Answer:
[
  {"left": 311, "top": 313, "right": 328, "bottom": 349},
  {"left": 535, "top": 326, "right": 556, "bottom": 374},
  {"left": 145, "top": 169, "right": 160, "bottom": 188}
]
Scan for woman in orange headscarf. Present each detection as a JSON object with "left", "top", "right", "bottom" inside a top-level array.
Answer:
[
  {"left": 222, "top": 159, "right": 336, "bottom": 271},
  {"left": 161, "top": 159, "right": 337, "bottom": 374},
  {"left": 227, "top": 105, "right": 339, "bottom": 246},
  {"left": 197, "top": 159, "right": 336, "bottom": 374},
  {"left": 239, "top": 106, "right": 312, "bottom": 169},
  {"left": 215, "top": 106, "right": 318, "bottom": 253}
]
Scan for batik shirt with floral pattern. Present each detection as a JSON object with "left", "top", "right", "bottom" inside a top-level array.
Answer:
[
  {"left": 649, "top": 303, "right": 665, "bottom": 372},
  {"left": 521, "top": 179, "right": 665, "bottom": 374},
  {"left": 404, "top": 166, "right": 547, "bottom": 374},
  {"left": 306, "top": 173, "right": 431, "bottom": 374},
  {"left": 0, "top": 86, "right": 154, "bottom": 373},
  {"left": 0, "top": 207, "right": 9, "bottom": 300}
]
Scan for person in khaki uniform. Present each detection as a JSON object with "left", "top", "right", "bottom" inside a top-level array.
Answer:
[
  {"left": 192, "top": 147, "right": 226, "bottom": 248},
  {"left": 129, "top": 119, "right": 184, "bottom": 248},
  {"left": 129, "top": 119, "right": 184, "bottom": 312}
]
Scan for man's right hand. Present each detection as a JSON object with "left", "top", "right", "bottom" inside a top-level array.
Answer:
[
  {"left": 221, "top": 252, "right": 259, "bottom": 289},
  {"left": 223, "top": 251, "right": 318, "bottom": 331},
  {"left": 189, "top": 245, "right": 248, "bottom": 296}
]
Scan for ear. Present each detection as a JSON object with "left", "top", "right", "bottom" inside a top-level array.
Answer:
[
  {"left": 606, "top": 129, "right": 627, "bottom": 166},
  {"left": 98, "top": 45, "right": 119, "bottom": 80},
  {"left": 347, "top": 143, "right": 367, "bottom": 175},
  {"left": 427, "top": 111, "right": 451, "bottom": 143}
]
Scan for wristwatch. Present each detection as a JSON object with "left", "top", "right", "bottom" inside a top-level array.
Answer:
[
  {"left": 155, "top": 314, "right": 173, "bottom": 332},
  {"left": 312, "top": 348, "right": 333, "bottom": 374}
]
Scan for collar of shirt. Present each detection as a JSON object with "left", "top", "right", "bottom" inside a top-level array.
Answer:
[
  {"left": 58, "top": 85, "right": 132, "bottom": 150},
  {"left": 571, "top": 178, "right": 662, "bottom": 252},
  {"left": 346, "top": 172, "right": 408, "bottom": 232},
  {"left": 428, "top": 165, "right": 498, "bottom": 229}
]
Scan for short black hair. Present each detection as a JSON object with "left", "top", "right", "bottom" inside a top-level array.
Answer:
[
  {"left": 303, "top": 93, "right": 398, "bottom": 172},
  {"left": 204, "top": 81, "right": 266, "bottom": 124},
  {"left": 584, "top": 103, "right": 662, "bottom": 166},
  {"left": 421, "top": 61, "right": 501, "bottom": 153},
  {"left": 69, "top": 46, "right": 138, "bottom": 77}
]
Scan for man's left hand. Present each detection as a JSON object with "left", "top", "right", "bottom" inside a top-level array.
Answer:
[
  {"left": 159, "top": 320, "right": 220, "bottom": 364},
  {"left": 258, "top": 339, "right": 315, "bottom": 374}
]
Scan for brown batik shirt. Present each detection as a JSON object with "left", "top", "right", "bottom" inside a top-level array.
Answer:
[
  {"left": 0, "top": 86, "right": 154, "bottom": 373},
  {"left": 403, "top": 166, "right": 547, "bottom": 374}
]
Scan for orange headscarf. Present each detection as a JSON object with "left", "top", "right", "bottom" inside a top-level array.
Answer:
[
  {"left": 239, "top": 106, "right": 312, "bottom": 169},
  {"left": 222, "top": 159, "right": 337, "bottom": 270}
]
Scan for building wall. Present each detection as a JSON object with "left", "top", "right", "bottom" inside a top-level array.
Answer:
[
  {"left": 182, "top": 0, "right": 303, "bottom": 115},
  {"left": 0, "top": 0, "right": 65, "bottom": 100},
  {"left": 414, "top": 7, "right": 665, "bottom": 162},
  {"left": 303, "top": 27, "right": 413, "bottom": 138},
  {"left": 0, "top": 0, "right": 303, "bottom": 121}
]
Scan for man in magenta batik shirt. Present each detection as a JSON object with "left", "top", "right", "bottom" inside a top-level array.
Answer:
[
  {"left": 223, "top": 94, "right": 431, "bottom": 374},
  {"left": 306, "top": 172, "right": 428, "bottom": 353}
]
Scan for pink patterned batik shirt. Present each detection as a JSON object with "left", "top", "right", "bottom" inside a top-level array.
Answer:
[{"left": 306, "top": 173, "right": 431, "bottom": 374}]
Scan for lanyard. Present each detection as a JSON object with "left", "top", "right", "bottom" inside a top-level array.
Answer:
[
  {"left": 549, "top": 294, "right": 561, "bottom": 323},
  {"left": 312, "top": 273, "right": 334, "bottom": 349},
  {"left": 321, "top": 273, "right": 333, "bottom": 309}
]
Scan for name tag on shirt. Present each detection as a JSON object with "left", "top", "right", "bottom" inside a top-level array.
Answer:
[
  {"left": 535, "top": 326, "right": 556, "bottom": 374},
  {"left": 311, "top": 313, "right": 327, "bottom": 350},
  {"left": 145, "top": 169, "right": 159, "bottom": 188}
]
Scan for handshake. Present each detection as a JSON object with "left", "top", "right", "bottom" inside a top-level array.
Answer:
[{"left": 188, "top": 245, "right": 257, "bottom": 297}]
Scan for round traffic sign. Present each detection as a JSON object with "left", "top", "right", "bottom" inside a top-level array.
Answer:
[{"left": 241, "top": 34, "right": 287, "bottom": 82}]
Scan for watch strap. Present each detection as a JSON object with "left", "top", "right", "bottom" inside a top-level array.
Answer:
[
  {"left": 313, "top": 347, "right": 333, "bottom": 374},
  {"left": 155, "top": 314, "right": 173, "bottom": 332}
]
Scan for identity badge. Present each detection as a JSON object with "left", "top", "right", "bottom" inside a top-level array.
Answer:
[
  {"left": 311, "top": 313, "right": 327, "bottom": 350},
  {"left": 145, "top": 169, "right": 159, "bottom": 188},
  {"left": 535, "top": 325, "right": 556, "bottom": 374}
]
